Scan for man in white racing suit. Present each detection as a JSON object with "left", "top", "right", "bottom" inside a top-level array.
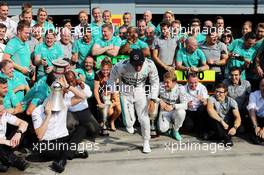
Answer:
[
  {"left": 108, "top": 49, "right": 159, "bottom": 153},
  {"left": 158, "top": 71, "right": 187, "bottom": 141}
]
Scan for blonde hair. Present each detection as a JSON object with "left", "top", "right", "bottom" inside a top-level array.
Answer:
[{"left": 37, "top": 7, "right": 48, "bottom": 16}]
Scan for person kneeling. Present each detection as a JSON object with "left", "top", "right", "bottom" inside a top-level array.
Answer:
[
  {"left": 0, "top": 99, "right": 29, "bottom": 172},
  {"left": 207, "top": 83, "right": 241, "bottom": 147},
  {"left": 32, "top": 76, "right": 89, "bottom": 173},
  {"left": 158, "top": 72, "right": 187, "bottom": 141}
]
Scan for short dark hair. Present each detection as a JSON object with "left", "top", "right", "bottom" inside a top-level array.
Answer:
[
  {"left": 215, "top": 83, "right": 227, "bottom": 92},
  {"left": 17, "top": 20, "right": 30, "bottom": 32},
  {"left": 191, "top": 18, "right": 201, "bottom": 26},
  {"left": 0, "top": 59, "right": 12, "bottom": 70},
  {"left": 160, "top": 21, "right": 170, "bottom": 28},
  {"left": 230, "top": 67, "right": 241, "bottom": 74},
  {"left": 46, "top": 72, "right": 57, "bottom": 86},
  {"left": 244, "top": 31, "right": 256, "bottom": 41},
  {"left": 0, "top": 23, "right": 6, "bottom": 30},
  {"left": 0, "top": 77, "right": 7, "bottom": 84}
]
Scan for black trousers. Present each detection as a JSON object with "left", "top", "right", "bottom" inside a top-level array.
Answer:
[
  {"left": 182, "top": 107, "right": 208, "bottom": 136},
  {"left": 207, "top": 117, "right": 243, "bottom": 140},
  {"left": 67, "top": 108, "right": 100, "bottom": 138}
]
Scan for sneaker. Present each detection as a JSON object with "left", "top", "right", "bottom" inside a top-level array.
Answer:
[
  {"left": 126, "top": 126, "right": 134, "bottom": 134},
  {"left": 172, "top": 131, "right": 182, "bottom": 141},
  {"left": 142, "top": 140, "right": 151, "bottom": 153},
  {"left": 164, "top": 129, "right": 172, "bottom": 137}
]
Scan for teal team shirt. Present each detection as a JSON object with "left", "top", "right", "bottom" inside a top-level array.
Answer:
[
  {"left": 90, "top": 21, "right": 103, "bottom": 40},
  {"left": 95, "top": 36, "right": 122, "bottom": 47},
  {"left": 4, "top": 37, "right": 31, "bottom": 78},
  {"left": 176, "top": 47, "right": 207, "bottom": 68},
  {"left": 121, "top": 39, "right": 148, "bottom": 49},
  {"left": 22, "top": 76, "right": 51, "bottom": 109},
  {"left": 72, "top": 38, "right": 94, "bottom": 66},
  {"left": 34, "top": 42, "right": 63, "bottom": 79},
  {"left": 226, "top": 40, "right": 257, "bottom": 79},
  {"left": 4, "top": 90, "right": 20, "bottom": 110},
  {"left": 0, "top": 71, "right": 28, "bottom": 102}
]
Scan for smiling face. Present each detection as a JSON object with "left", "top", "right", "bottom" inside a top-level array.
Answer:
[
  {"left": 18, "top": 26, "right": 30, "bottom": 42},
  {"left": 215, "top": 87, "right": 227, "bottom": 102},
  {"left": 230, "top": 69, "right": 241, "bottom": 85},
  {"left": 92, "top": 8, "right": 102, "bottom": 23},
  {"left": 38, "top": 11, "right": 47, "bottom": 24},
  {"left": 45, "top": 33, "right": 56, "bottom": 47},
  {"left": 1, "top": 62, "right": 14, "bottom": 78},
  {"left": 103, "top": 11, "right": 111, "bottom": 24},
  {"left": 163, "top": 78, "right": 176, "bottom": 91},
  {"left": 0, "top": 5, "right": 8, "bottom": 20},
  {"left": 79, "top": 12, "right": 88, "bottom": 25},
  {"left": 101, "top": 64, "right": 111, "bottom": 77},
  {"left": 84, "top": 57, "right": 94, "bottom": 71}
]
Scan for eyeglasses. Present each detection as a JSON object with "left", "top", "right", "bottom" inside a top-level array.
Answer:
[
  {"left": 215, "top": 90, "right": 226, "bottom": 94},
  {"left": 222, "top": 35, "right": 231, "bottom": 38}
]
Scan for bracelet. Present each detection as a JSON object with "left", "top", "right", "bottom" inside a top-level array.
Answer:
[
  {"left": 16, "top": 129, "right": 23, "bottom": 135},
  {"left": 233, "top": 125, "right": 238, "bottom": 130},
  {"left": 66, "top": 85, "right": 71, "bottom": 89}
]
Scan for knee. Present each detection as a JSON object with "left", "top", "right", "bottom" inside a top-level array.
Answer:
[
  {"left": 174, "top": 109, "right": 186, "bottom": 119},
  {"left": 158, "top": 122, "right": 169, "bottom": 133}
]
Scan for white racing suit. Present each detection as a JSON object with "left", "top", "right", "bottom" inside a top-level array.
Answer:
[
  {"left": 108, "top": 59, "right": 159, "bottom": 141},
  {"left": 158, "top": 83, "right": 187, "bottom": 133}
]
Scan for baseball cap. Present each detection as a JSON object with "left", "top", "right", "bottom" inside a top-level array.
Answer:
[{"left": 130, "top": 49, "right": 145, "bottom": 66}]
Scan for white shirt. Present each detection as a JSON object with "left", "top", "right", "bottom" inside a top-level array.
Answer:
[
  {"left": 247, "top": 90, "right": 264, "bottom": 118},
  {"left": 0, "top": 112, "right": 17, "bottom": 139},
  {"left": 65, "top": 83, "right": 92, "bottom": 112},
  {"left": 0, "top": 17, "right": 17, "bottom": 39},
  {"left": 32, "top": 96, "right": 71, "bottom": 141},
  {"left": 0, "top": 43, "right": 6, "bottom": 61},
  {"left": 180, "top": 83, "right": 209, "bottom": 111}
]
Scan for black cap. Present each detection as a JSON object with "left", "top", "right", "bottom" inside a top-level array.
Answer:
[{"left": 130, "top": 49, "right": 145, "bottom": 66}]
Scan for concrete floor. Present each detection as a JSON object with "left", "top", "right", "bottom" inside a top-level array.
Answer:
[{"left": 7, "top": 128, "right": 264, "bottom": 175}]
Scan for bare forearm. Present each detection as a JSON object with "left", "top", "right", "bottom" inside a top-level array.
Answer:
[{"left": 93, "top": 47, "right": 109, "bottom": 56}]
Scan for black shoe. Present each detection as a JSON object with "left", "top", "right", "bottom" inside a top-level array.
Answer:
[
  {"left": 51, "top": 159, "right": 67, "bottom": 173},
  {"left": 201, "top": 131, "right": 215, "bottom": 140},
  {"left": 100, "top": 129, "right": 109, "bottom": 136},
  {"left": 13, "top": 158, "right": 29, "bottom": 171},
  {"left": 73, "top": 150, "right": 89, "bottom": 159},
  {"left": 251, "top": 134, "right": 262, "bottom": 145},
  {"left": 0, "top": 163, "right": 8, "bottom": 172},
  {"left": 223, "top": 136, "right": 233, "bottom": 147}
]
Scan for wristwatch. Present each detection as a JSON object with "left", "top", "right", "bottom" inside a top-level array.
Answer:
[
  {"left": 16, "top": 129, "right": 23, "bottom": 135},
  {"left": 253, "top": 124, "right": 258, "bottom": 129}
]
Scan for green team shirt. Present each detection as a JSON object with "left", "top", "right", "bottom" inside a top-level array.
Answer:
[
  {"left": 0, "top": 71, "right": 28, "bottom": 102},
  {"left": 90, "top": 21, "right": 103, "bottom": 40},
  {"left": 22, "top": 76, "right": 51, "bottom": 109},
  {"left": 4, "top": 90, "right": 20, "bottom": 110},
  {"left": 121, "top": 39, "right": 148, "bottom": 49},
  {"left": 41, "top": 21, "right": 55, "bottom": 36},
  {"left": 72, "top": 39, "right": 94, "bottom": 66},
  {"left": 226, "top": 40, "right": 256, "bottom": 79},
  {"left": 95, "top": 36, "right": 122, "bottom": 47},
  {"left": 4, "top": 36, "right": 31, "bottom": 74},
  {"left": 83, "top": 69, "right": 95, "bottom": 92},
  {"left": 176, "top": 47, "right": 207, "bottom": 67},
  {"left": 34, "top": 42, "right": 63, "bottom": 79}
]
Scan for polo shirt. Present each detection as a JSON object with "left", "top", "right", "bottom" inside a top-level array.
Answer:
[{"left": 176, "top": 48, "right": 207, "bottom": 68}]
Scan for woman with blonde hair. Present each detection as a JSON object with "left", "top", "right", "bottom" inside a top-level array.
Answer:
[
  {"left": 36, "top": 7, "right": 55, "bottom": 35},
  {"left": 156, "top": 10, "right": 175, "bottom": 35}
]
